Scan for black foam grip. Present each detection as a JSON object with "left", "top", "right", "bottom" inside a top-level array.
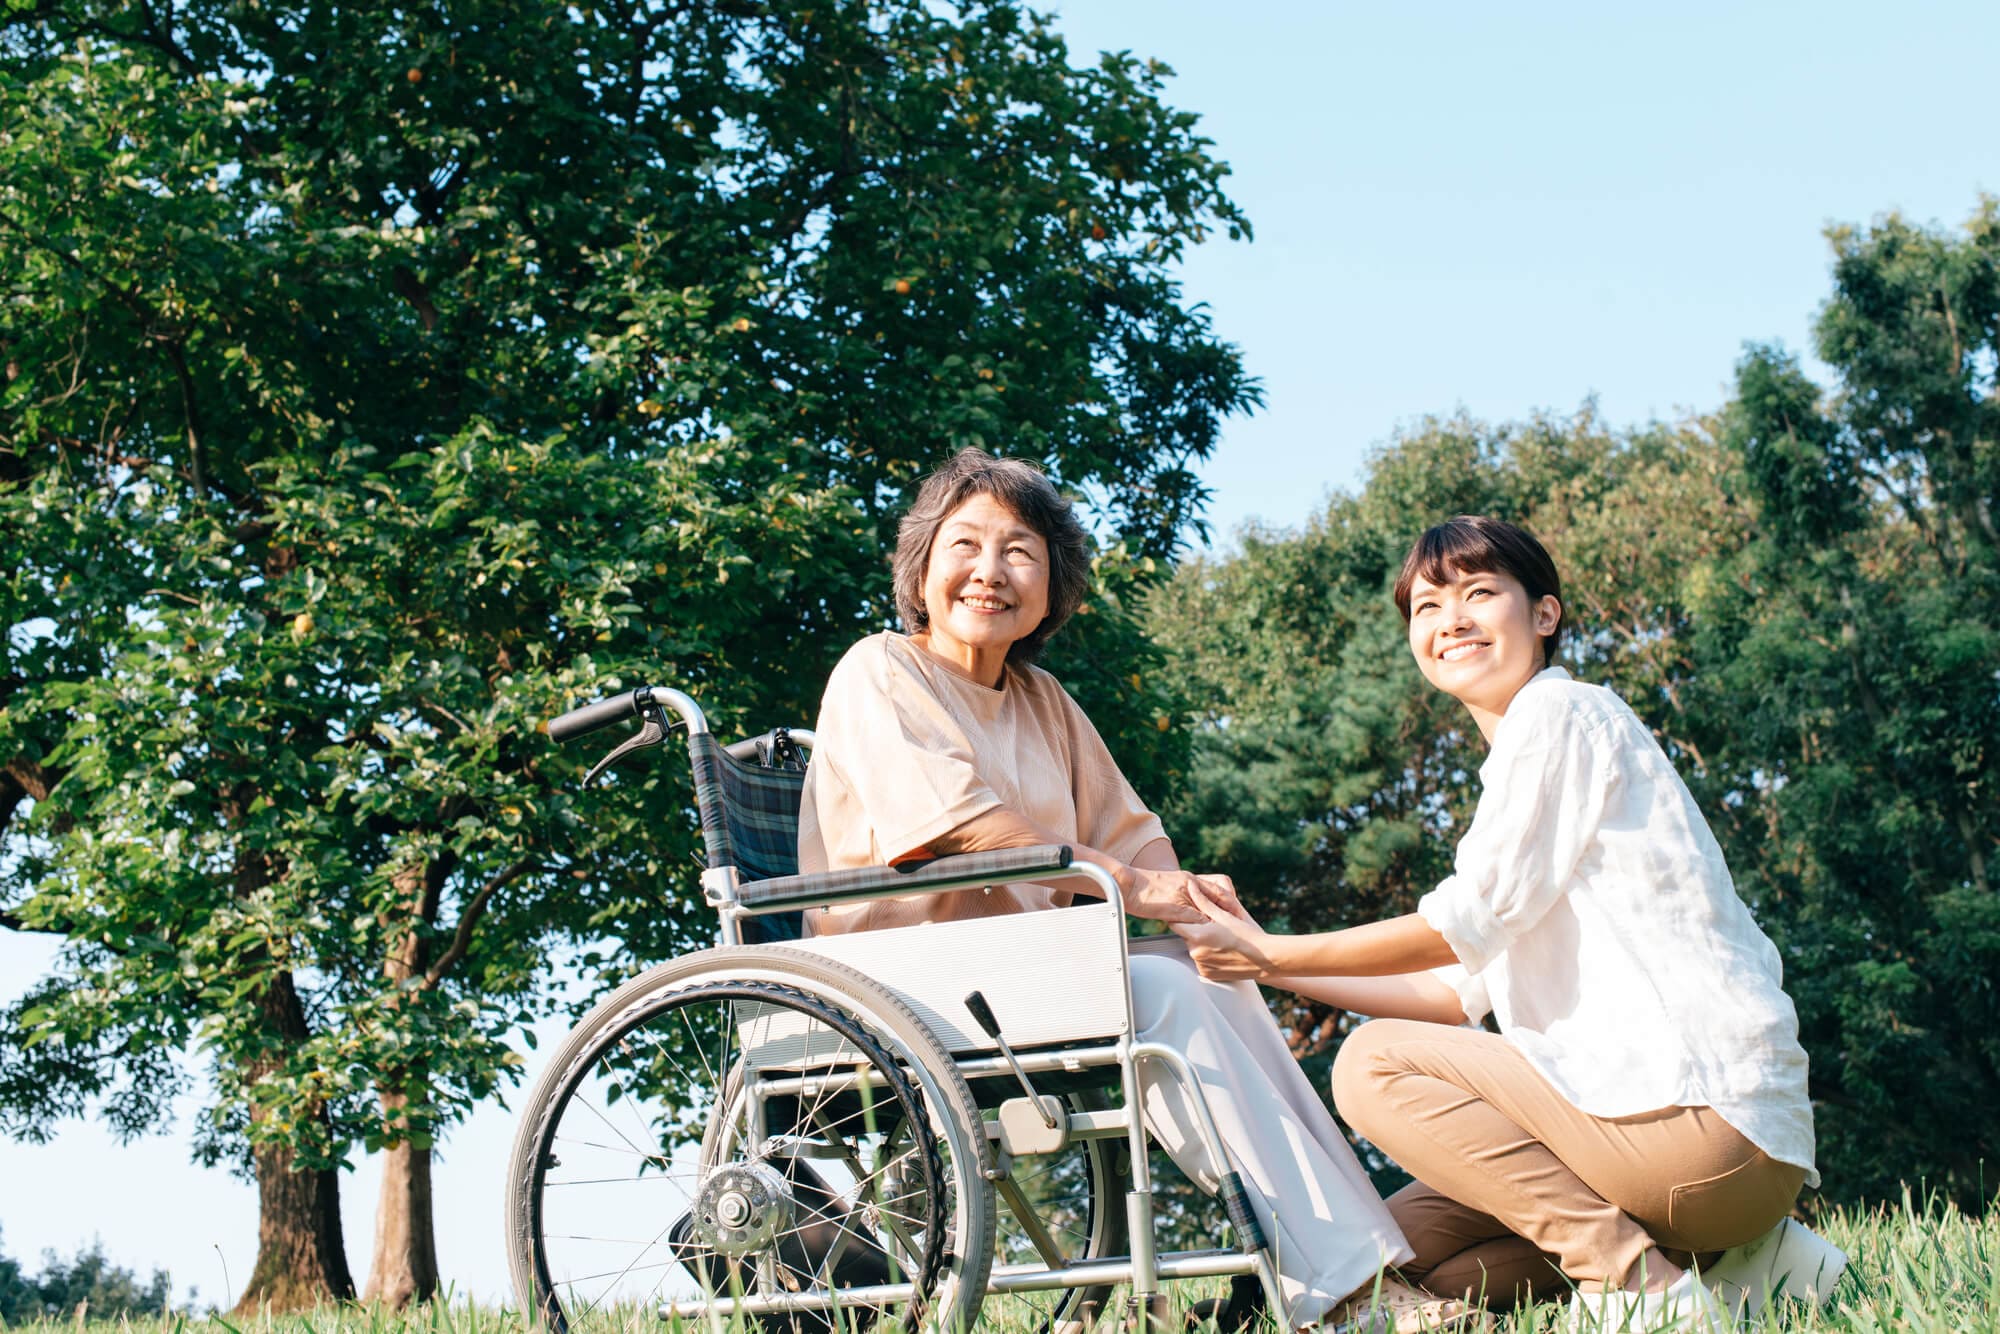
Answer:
[
  {"left": 547, "top": 690, "right": 640, "bottom": 742},
  {"left": 963, "top": 991, "right": 1001, "bottom": 1038},
  {"left": 1218, "top": 1171, "right": 1267, "bottom": 1253}
]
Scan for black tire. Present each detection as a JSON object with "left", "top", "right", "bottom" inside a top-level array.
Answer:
[{"left": 504, "top": 947, "right": 996, "bottom": 1334}]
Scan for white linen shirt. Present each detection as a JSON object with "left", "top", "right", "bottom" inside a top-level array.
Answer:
[{"left": 1418, "top": 667, "right": 1818, "bottom": 1185}]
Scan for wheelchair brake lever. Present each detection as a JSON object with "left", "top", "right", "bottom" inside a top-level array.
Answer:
[
  {"left": 582, "top": 698, "right": 678, "bottom": 785},
  {"left": 965, "top": 991, "right": 1059, "bottom": 1129}
]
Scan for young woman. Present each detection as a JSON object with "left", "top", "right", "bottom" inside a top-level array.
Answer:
[{"left": 1174, "top": 516, "right": 1843, "bottom": 1328}]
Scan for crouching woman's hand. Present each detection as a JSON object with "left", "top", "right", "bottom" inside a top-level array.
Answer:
[{"left": 1173, "top": 886, "right": 1285, "bottom": 981}]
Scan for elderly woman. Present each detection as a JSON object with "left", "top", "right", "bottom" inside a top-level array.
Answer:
[{"left": 798, "top": 449, "right": 1445, "bottom": 1331}]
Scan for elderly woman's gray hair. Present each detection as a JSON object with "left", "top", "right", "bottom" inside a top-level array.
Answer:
[{"left": 892, "top": 448, "right": 1092, "bottom": 663}]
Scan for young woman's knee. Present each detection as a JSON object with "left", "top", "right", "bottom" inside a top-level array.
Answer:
[{"left": 1331, "top": 1018, "right": 1424, "bottom": 1133}]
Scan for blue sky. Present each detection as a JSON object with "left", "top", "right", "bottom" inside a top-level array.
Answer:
[
  {"left": 3, "top": 0, "right": 1997, "bottom": 1308},
  {"left": 1052, "top": 0, "right": 1998, "bottom": 541}
]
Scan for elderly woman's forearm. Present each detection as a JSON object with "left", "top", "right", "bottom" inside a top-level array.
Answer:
[{"left": 932, "top": 807, "right": 1138, "bottom": 892}]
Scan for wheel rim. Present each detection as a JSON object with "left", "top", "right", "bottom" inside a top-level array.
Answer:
[{"left": 523, "top": 979, "right": 954, "bottom": 1333}]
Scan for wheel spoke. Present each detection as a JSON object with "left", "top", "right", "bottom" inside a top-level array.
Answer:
[
  {"left": 675, "top": 1001, "right": 719, "bottom": 1090},
  {"left": 570, "top": 1096, "right": 664, "bottom": 1166},
  {"left": 544, "top": 1171, "right": 701, "bottom": 1189},
  {"left": 571, "top": 1210, "right": 685, "bottom": 1320}
]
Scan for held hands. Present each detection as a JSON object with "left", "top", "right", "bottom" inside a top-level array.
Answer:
[
  {"left": 1121, "top": 865, "right": 1248, "bottom": 926},
  {"left": 1172, "top": 881, "right": 1283, "bottom": 981}
]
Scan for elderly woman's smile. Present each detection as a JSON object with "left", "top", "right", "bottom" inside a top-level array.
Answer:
[{"left": 916, "top": 492, "right": 1052, "bottom": 685}]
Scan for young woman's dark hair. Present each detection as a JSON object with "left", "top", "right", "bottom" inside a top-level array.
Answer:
[
  {"left": 1393, "top": 515, "right": 1566, "bottom": 666},
  {"left": 891, "top": 448, "right": 1091, "bottom": 663}
]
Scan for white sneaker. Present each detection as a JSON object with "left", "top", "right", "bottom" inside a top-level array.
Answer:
[
  {"left": 1567, "top": 1270, "right": 1726, "bottom": 1332},
  {"left": 1700, "top": 1218, "right": 1848, "bottom": 1315}
]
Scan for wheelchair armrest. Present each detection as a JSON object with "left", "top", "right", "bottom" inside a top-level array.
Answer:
[{"left": 735, "top": 844, "right": 1077, "bottom": 913}]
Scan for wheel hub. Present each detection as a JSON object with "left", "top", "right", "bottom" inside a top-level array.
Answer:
[{"left": 692, "top": 1161, "right": 793, "bottom": 1256}]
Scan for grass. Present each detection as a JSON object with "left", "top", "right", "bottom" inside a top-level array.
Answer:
[{"left": 12, "top": 1191, "right": 1994, "bottom": 1334}]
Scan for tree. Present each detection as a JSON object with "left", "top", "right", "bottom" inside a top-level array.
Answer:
[
  {"left": 0, "top": 1230, "right": 177, "bottom": 1323},
  {"left": 1155, "top": 198, "right": 2000, "bottom": 1213},
  {"left": 0, "top": 1230, "right": 28, "bottom": 1325},
  {"left": 1680, "top": 203, "right": 2000, "bottom": 1208},
  {"left": 0, "top": 0, "right": 1254, "bottom": 1308}
]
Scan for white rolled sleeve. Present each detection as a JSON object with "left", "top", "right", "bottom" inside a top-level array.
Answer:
[{"left": 1417, "top": 687, "right": 1617, "bottom": 977}]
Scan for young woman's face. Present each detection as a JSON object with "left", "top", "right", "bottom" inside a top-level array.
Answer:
[
  {"left": 1406, "top": 565, "right": 1561, "bottom": 721},
  {"left": 920, "top": 492, "right": 1051, "bottom": 674}
]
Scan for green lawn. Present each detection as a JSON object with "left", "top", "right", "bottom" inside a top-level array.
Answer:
[{"left": 12, "top": 1191, "right": 1993, "bottom": 1334}]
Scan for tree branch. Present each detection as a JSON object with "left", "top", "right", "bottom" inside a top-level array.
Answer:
[
  {"left": 0, "top": 906, "right": 64, "bottom": 935},
  {"left": 0, "top": 205, "right": 159, "bottom": 333},
  {"left": 415, "top": 695, "right": 473, "bottom": 734},
  {"left": 153, "top": 335, "right": 207, "bottom": 499},
  {"left": 421, "top": 858, "right": 537, "bottom": 989},
  {"left": 4, "top": 758, "right": 61, "bottom": 807},
  {"left": 0, "top": 205, "right": 230, "bottom": 505},
  {"left": 42, "top": 428, "right": 167, "bottom": 477},
  {"left": 391, "top": 265, "right": 440, "bottom": 334},
  {"left": 0, "top": 768, "right": 24, "bottom": 838}
]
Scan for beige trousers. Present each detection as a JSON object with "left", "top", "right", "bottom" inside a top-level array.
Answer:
[{"left": 1331, "top": 1019, "right": 1805, "bottom": 1308}]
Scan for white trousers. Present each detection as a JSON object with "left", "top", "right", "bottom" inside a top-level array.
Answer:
[{"left": 1131, "top": 952, "right": 1413, "bottom": 1327}]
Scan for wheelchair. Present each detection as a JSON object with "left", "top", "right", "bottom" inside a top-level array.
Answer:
[{"left": 505, "top": 684, "right": 1285, "bottom": 1332}]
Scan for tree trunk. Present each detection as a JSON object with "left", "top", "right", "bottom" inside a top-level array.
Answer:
[
  {"left": 363, "top": 1089, "right": 439, "bottom": 1308},
  {"left": 362, "top": 855, "right": 446, "bottom": 1308},
  {"left": 234, "top": 972, "right": 354, "bottom": 1314}
]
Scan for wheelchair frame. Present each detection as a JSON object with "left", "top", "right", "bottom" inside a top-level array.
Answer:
[{"left": 509, "top": 684, "right": 1286, "bottom": 1331}]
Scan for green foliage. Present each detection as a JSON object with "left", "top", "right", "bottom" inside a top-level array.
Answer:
[
  {"left": 1043, "top": 544, "right": 1194, "bottom": 812},
  {"left": 2, "top": 1190, "right": 1999, "bottom": 1329},
  {"left": 1679, "top": 203, "right": 2000, "bottom": 1208},
  {"left": 0, "top": 1239, "right": 25, "bottom": 1326},
  {"left": 1156, "top": 201, "right": 2000, "bottom": 1212},
  {"left": 0, "top": 1230, "right": 177, "bottom": 1324},
  {"left": 0, "top": 0, "right": 1252, "bottom": 1248}
]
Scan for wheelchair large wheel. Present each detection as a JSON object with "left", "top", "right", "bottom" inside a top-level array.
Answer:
[
  {"left": 504, "top": 947, "right": 996, "bottom": 1333},
  {"left": 987, "top": 1089, "right": 1130, "bottom": 1334}
]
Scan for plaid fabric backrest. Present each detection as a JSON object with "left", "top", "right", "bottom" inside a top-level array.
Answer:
[{"left": 686, "top": 731, "right": 806, "bottom": 942}]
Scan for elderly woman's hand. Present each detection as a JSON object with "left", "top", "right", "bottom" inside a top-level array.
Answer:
[
  {"left": 1122, "top": 866, "right": 1248, "bottom": 925},
  {"left": 1173, "top": 886, "right": 1284, "bottom": 981}
]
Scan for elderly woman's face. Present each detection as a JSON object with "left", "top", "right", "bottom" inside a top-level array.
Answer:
[{"left": 921, "top": 492, "right": 1052, "bottom": 669}]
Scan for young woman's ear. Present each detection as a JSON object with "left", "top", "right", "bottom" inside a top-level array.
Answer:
[{"left": 1534, "top": 595, "right": 1562, "bottom": 636}]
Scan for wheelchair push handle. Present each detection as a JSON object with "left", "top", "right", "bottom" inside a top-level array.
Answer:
[
  {"left": 547, "top": 690, "right": 642, "bottom": 742},
  {"left": 544, "top": 686, "right": 710, "bottom": 783}
]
